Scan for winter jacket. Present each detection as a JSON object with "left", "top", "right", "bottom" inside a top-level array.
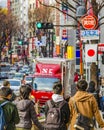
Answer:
[
  {"left": 13, "top": 98, "right": 44, "bottom": 130},
  {"left": 44, "top": 94, "right": 70, "bottom": 130},
  {"left": 0, "top": 99, "right": 20, "bottom": 130},
  {"left": 69, "top": 90, "right": 104, "bottom": 130}
]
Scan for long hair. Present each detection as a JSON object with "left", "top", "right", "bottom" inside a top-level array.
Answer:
[{"left": 20, "top": 85, "right": 32, "bottom": 99}]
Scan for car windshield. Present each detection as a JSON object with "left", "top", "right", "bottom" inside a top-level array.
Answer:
[
  {"left": 9, "top": 80, "right": 20, "bottom": 86},
  {"left": 33, "top": 77, "right": 60, "bottom": 91}
]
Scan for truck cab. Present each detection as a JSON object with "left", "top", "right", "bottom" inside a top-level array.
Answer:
[{"left": 31, "top": 58, "right": 74, "bottom": 109}]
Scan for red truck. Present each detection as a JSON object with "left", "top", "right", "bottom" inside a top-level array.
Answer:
[{"left": 31, "top": 58, "right": 74, "bottom": 109}]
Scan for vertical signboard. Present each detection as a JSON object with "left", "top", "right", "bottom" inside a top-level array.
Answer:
[{"left": 67, "top": 46, "right": 74, "bottom": 59}]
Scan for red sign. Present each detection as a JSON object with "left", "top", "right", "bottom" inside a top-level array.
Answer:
[
  {"left": 81, "top": 15, "right": 98, "bottom": 30},
  {"left": 35, "top": 63, "right": 61, "bottom": 78},
  {"left": 98, "top": 43, "right": 104, "bottom": 54},
  {"left": 62, "top": 29, "right": 67, "bottom": 40}
]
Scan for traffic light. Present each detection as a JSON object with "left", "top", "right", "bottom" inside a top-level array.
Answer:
[
  {"left": 8, "top": 49, "right": 14, "bottom": 54},
  {"left": 18, "top": 38, "right": 23, "bottom": 45},
  {"left": 102, "top": 53, "right": 104, "bottom": 64},
  {"left": 36, "top": 22, "right": 42, "bottom": 29},
  {"left": 36, "top": 22, "right": 54, "bottom": 29}
]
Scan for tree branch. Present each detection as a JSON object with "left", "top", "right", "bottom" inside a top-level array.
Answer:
[
  {"left": 55, "top": 0, "right": 76, "bottom": 13},
  {"left": 73, "top": 0, "right": 80, "bottom": 6},
  {"left": 98, "top": 3, "right": 104, "bottom": 13},
  {"left": 98, "top": 16, "right": 104, "bottom": 22},
  {"left": 59, "top": 0, "right": 76, "bottom": 11},
  {"left": 98, "top": 22, "right": 104, "bottom": 28},
  {"left": 38, "top": 0, "right": 78, "bottom": 22}
]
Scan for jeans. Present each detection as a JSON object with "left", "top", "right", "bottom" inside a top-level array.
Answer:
[{"left": 100, "top": 97, "right": 104, "bottom": 112}]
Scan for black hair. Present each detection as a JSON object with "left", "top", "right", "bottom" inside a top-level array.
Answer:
[
  {"left": 0, "top": 87, "right": 12, "bottom": 97},
  {"left": 3, "top": 80, "right": 10, "bottom": 87},
  {"left": 77, "top": 79, "right": 88, "bottom": 91},
  {"left": 53, "top": 82, "right": 62, "bottom": 94},
  {"left": 87, "top": 81, "right": 95, "bottom": 93},
  {"left": 25, "top": 83, "right": 32, "bottom": 88},
  {"left": 20, "top": 84, "right": 32, "bottom": 99}
]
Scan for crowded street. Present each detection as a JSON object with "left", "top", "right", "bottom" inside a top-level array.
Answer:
[{"left": 1, "top": 0, "right": 104, "bottom": 130}]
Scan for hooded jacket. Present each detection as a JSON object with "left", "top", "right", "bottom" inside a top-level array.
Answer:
[
  {"left": 0, "top": 99, "right": 20, "bottom": 130},
  {"left": 44, "top": 94, "right": 70, "bottom": 130},
  {"left": 69, "top": 91, "right": 104, "bottom": 130},
  {"left": 13, "top": 98, "right": 44, "bottom": 130}
]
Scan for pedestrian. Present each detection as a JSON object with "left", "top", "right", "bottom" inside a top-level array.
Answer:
[
  {"left": 21, "top": 74, "right": 26, "bottom": 85},
  {"left": 3, "top": 80, "right": 16, "bottom": 101},
  {"left": 13, "top": 84, "right": 44, "bottom": 130},
  {"left": 3, "top": 80, "right": 10, "bottom": 88},
  {"left": 0, "top": 87, "right": 20, "bottom": 130},
  {"left": 99, "top": 77, "right": 104, "bottom": 116},
  {"left": 73, "top": 72, "right": 79, "bottom": 83},
  {"left": 44, "top": 82, "right": 70, "bottom": 130},
  {"left": 87, "top": 80, "right": 100, "bottom": 108},
  {"left": 69, "top": 79, "right": 104, "bottom": 130},
  {"left": 87, "top": 80, "right": 101, "bottom": 128}
]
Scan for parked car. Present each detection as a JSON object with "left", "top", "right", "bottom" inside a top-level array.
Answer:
[
  {"left": 0, "top": 72, "right": 8, "bottom": 79},
  {"left": 13, "top": 73, "right": 24, "bottom": 80}
]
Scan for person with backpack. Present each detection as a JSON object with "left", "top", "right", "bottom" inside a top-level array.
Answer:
[
  {"left": 69, "top": 79, "right": 104, "bottom": 130},
  {"left": 44, "top": 82, "right": 70, "bottom": 130},
  {"left": 3, "top": 80, "right": 16, "bottom": 101},
  {"left": 0, "top": 87, "right": 20, "bottom": 130},
  {"left": 13, "top": 84, "right": 44, "bottom": 130}
]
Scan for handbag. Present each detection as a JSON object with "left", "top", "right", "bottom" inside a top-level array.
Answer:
[{"left": 73, "top": 98, "right": 94, "bottom": 130}]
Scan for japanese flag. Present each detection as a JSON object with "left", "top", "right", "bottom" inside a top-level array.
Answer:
[{"left": 85, "top": 44, "right": 97, "bottom": 62}]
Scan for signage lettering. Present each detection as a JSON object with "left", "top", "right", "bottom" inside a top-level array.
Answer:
[{"left": 41, "top": 68, "right": 53, "bottom": 74}]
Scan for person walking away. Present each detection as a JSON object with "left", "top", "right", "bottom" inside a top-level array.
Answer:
[
  {"left": 99, "top": 77, "right": 104, "bottom": 117},
  {"left": 87, "top": 81, "right": 100, "bottom": 109},
  {"left": 13, "top": 84, "right": 44, "bottom": 130},
  {"left": 44, "top": 82, "right": 70, "bottom": 130},
  {"left": 69, "top": 79, "right": 104, "bottom": 130},
  {"left": 87, "top": 80, "right": 100, "bottom": 128},
  {"left": 3, "top": 80, "right": 16, "bottom": 101},
  {"left": 0, "top": 87, "right": 20, "bottom": 130}
]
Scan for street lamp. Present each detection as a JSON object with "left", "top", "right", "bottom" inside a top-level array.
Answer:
[{"left": 76, "top": 0, "right": 86, "bottom": 77}]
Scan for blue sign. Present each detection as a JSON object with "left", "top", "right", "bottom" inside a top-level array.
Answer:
[
  {"left": 62, "top": 37, "right": 68, "bottom": 40},
  {"left": 81, "top": 30, "right": 99, "bottom": 40},
  {"left": 76, "top": 50, "right": 80, "bottom": 58}
]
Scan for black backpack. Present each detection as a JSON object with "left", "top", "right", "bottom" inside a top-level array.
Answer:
[{"left": 45, "top": 100, "right": 66, "bottom": 129}]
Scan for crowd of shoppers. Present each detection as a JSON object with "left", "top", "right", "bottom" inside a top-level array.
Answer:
[{"left": 1, "top": 77, "right": 104, "bottom": 130}]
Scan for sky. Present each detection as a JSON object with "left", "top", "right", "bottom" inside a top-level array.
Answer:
[{"left": 0, "top": 0, "right": 7, "bottom": 8}]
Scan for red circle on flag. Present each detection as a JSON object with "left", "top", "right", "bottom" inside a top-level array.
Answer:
[{"left": 87, "top": 49, "right": 95, "bottom": 56}]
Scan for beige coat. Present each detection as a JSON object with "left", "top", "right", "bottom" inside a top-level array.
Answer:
[{"left": 69, "top": 91, "right": 104, "bottom": 130}]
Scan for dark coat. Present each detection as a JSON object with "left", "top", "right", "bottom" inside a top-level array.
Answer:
[
  {"left": 87, "top": 86, "right": 100, "bottom": 109},
  {"left": 44, "top": 99, "right": 70, "bottom": 130},
  {"left": 0, "top": 99, "right": 20, "bottom": 130},
  {"left": 13, "top": 98, "right": 44, "bottom": 130}
]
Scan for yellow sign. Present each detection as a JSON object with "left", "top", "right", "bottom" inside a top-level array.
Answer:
[{"left": 67, "top": 46, "right": 74, "bottom": 59}]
